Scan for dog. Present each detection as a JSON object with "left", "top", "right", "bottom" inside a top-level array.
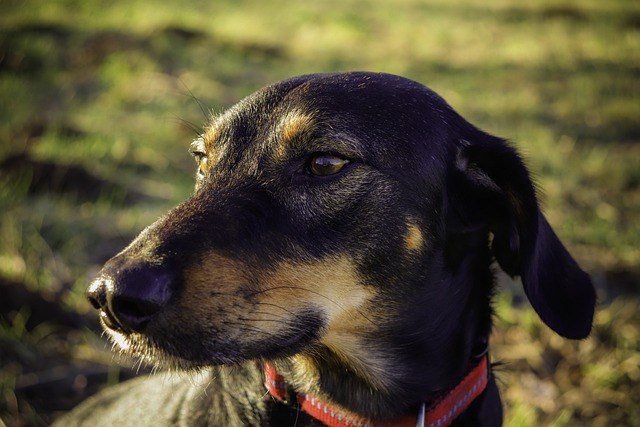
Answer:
[{"left": 55, "top": 72, "right": 595, "bottom": 427}]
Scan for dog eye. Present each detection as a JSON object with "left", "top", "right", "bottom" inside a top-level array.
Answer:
[
  {"left": 308, "top": 153, "right": 350, "bottom": 176},
  {"left": 196, "top": 156, "right": 209, "bottom": 175},
  {"left": 189, "top": 138, "right": 209, "bottom": 176}
]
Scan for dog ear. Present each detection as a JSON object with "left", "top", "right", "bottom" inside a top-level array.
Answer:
[{"left": 446, "top": 136, "right": 595, "bottom": 339}]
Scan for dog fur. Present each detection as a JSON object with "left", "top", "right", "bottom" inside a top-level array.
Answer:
[{"left": 55, "top": 72, "right": 595, "bottom": 426}]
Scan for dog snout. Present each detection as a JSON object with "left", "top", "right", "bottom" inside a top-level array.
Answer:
[{"left": 87, "top": 264, "right": 173, "bottom": 333}]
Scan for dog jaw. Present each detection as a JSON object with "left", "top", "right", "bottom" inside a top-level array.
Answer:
[{"left": 101, "top": 251, "right": 381, "bottom": 373}]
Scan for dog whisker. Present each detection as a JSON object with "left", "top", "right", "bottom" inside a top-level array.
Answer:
[
  {"left": 251, "top": 303, "right": 298, "bottom": 318},
  {"left": 221, "top": 320, "right": 276, "bottom": 336},
  {"left": 177, "top": 78, "right": 209, "bottom": 121},
  {"left": 168, "top": 115, "right": 202, "bottom": 136},
  {"left": 249, "top": 285, "right": 376, "bottom": 327},
  {"left": 242, "top": 312, "right": 291, "bottom": 324}
]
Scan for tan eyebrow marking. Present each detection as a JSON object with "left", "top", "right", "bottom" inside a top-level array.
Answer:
[
  {"left": 202, "top": 125, "right": 220, "bottom": 151},
  {"left": 281, "top": 112, "right": 314, "bottom": 142},
  {"left": 193, "top": 124, "right": 227, "bottom": 174},
  {"left": 273, "top": 111, "right": 315, "bottom": 160},
  {"left": 405, "top": 221, "right": 425, "bottom": 252}
]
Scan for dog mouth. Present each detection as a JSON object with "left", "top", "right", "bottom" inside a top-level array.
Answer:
[
  {"left": 98, "top": 307, "right": 129, "bottom": 332},
  {"left": 101, "top": 311, "right": 325, "bottom": 369}
]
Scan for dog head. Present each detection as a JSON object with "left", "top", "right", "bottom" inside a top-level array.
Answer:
[{"left": 87, "top": 72, "right": 595, "bottom": 416}]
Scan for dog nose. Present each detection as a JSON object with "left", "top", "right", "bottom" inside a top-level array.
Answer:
[{"left": 87, "top": 264, "right": 173, "bottom": 333}]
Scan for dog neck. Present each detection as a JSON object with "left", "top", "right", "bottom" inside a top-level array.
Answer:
[{"left": 264, "top": 354, "right": 489, "bottom": 427}]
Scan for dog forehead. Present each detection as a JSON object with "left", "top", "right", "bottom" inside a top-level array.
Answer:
[
  {"left": 219, "top": 72, "right": 451, "bottom": 130},
  {"left": 279, "top": 73, "right": 458, "bottom": 148},
  {"left": 207, "top": 73, "right": 459, "bottom": 176},
  {"left": 275, "top": 73, "right": 458, "bottom": 171},
  {"left": 284, "top": 72, "right": 449, "bottom": 118}
]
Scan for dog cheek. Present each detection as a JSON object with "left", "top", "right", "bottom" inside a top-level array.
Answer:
[
  {"left": 157, "top": 252, "right": 378, "bottom": 362},
  {"left": 283, "top": 168, "right": 375, "bottom": 228},
  {"left": 259, "top": 256, "right": 370, "bottom": 320},
  {"left": 176, "top": 254, "right": 258, "bottom": 335},
  {"left": 404, "top": 219, "right": 425, "bottom": 253},
  {"left": 261, "top": 257, "right": 386, "bottom": 359}
]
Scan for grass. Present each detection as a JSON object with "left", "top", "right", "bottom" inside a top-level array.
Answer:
[{"left": 0, "top": 0, "right": 638, "bottom": 425}]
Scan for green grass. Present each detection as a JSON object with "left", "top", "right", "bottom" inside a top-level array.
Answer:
[{"left": 1, "top": 0, "right": 638, "bottom": 425}]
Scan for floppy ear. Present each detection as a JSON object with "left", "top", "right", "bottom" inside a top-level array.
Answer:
[{"left": 446, "top": 136, "right": 595, "bottom": 339}]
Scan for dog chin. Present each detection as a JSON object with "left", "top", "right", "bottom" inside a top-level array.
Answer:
[
  {"left": 104, "top": 327, "right": 248, "bottom": 370},
  {"left": 101, "top": 311, "right": 324, "bottom": 370}
]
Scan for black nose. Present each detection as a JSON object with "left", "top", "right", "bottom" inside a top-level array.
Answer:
[{"left": 87, "top": 264, "right": 173, "bottom": 333}]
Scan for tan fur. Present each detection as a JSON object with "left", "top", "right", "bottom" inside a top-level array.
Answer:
[
  {"left": 258, "top": 256, "right": 370, "bottom": 333},
  {"left": 262, "top": 257, "right": 396, "bottom": 392},
  {"left": 273, "top": 111, "right": 315, "bottom": 160},
  {"left": 281, "top": 112, "right": 314, "bottom": 143},
  {"left": 203, "top": 124, "right": 219, "bottom": 149},
  {"left": 180, "top": 253, "right": 251, "bottom": 321},
  {"left": 179, "top": 252, "right": 372, "bottom": 338},
  {"left": 404, "top": 220, "right": 424, "bottom": 252},
  {"left": 199, "top": 125, "right": 222, "bottom": 173},
  {"left": 180, "top": 251, "right": 392, "bottom": 390}
]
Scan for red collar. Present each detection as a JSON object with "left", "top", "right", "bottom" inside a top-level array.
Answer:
[{"left": 264, "top": 355, "right": 489, "bottom": 427}]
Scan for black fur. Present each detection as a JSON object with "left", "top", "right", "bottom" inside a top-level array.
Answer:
[{"left": 55, "top": 72, "right": 595, "bottom": 427}]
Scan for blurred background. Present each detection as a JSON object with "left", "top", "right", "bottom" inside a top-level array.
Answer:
[{"left": 0, "top": 0, "right": 638, "bottom": 425}]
